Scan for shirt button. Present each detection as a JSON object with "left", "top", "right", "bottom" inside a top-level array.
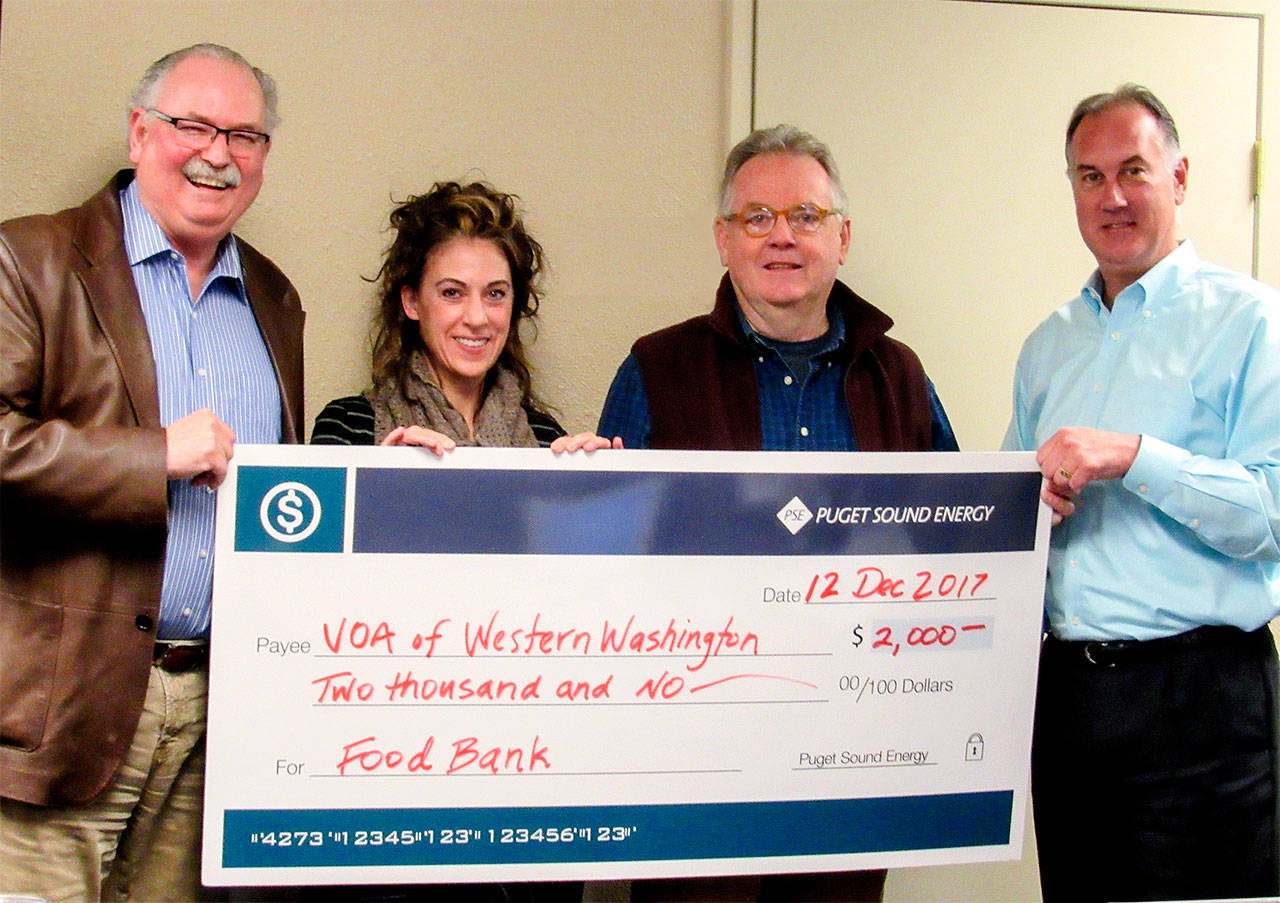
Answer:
[
  {"left": 1190, "top": 518, "right": 1201, "bottom": 528},
  {"left": 199, "top": 549, "right": 209, "bottom": 559},
  {"left": 1093, "top": 385, "right": 1103, "bottom": 393},
  {"left": 1111, "top": 332, "right": 1121, "bottom": 340},
  {"left": 800, "top": 426, "right": 810, "bottom": 437},
  {"left": 1072, "top": 617, "right": 1081, "bottom": 626},
  {"left": 205, "top": 486, "right": 215, "bottom": 494},
  {"left": 757, "top": 355, "right": 765, "bottom": 363},
  {"left": 1137, "top": 484, "right": 1149, "bottom": 494},
  {"left": 783, "top": 375, "right": 793, "bottom": 386},
  {"left": 1070, "top": 559, "right": 1079, "bottom": 568},
  {"left": 197, "top": 368, "right": 208, "bottom": 378}
]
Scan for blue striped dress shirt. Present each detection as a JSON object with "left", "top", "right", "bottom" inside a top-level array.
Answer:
[{"left": 120, "top": 182, "right": 281, "bottom": 639}]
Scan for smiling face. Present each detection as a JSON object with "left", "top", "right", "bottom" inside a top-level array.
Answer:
[
  {"left": 401, "top": 236, "right": 514, "bottom": 418},
  {"left": 714, "top": 153, "right": 851, "bottom": 340},
  {"left": 128, "top": 54, "right": 270, "bottom": 262},
  {"left": 1069, "top": 101, "right": 1187, "bottom": 303}
]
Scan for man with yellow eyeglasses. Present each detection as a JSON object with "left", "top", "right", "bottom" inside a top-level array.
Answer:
[
  {"left": 598, "top": 125, "right": 956, "bottom": 902},
  {"left": 599, "top": 124, "right": 955, "bottom": 460}
]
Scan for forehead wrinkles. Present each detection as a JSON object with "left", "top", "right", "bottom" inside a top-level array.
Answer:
[
  {"left": 1074, "top": 153, "right": 1156, "bottom": 175},
  {"left": 729, "top": 156, "right": 834, "bottom": 211}
]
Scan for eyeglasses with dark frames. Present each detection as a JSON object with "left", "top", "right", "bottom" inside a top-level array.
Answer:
[{"left": 146, "top": 109, "right": 271, "bottom": 154}]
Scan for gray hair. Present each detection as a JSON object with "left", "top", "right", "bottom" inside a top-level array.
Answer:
[
  {"left": 718, "top": 124, "right": 849, "bottom": 216},
  {"left": 1065, "top": 83, "right": 1180, "bottom": 169},
  {"left": 129, "top": 43, "right": 280, "bottom": 133}
]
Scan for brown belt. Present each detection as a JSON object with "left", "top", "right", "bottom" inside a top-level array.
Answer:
[{"left": 152, "top": 642, "right": 209, "bottom": 673}]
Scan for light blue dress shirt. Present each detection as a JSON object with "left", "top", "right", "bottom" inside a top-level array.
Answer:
[
  {"left": 120, "top": 182, "right": 281, "bottom": 639},
  {"left": 1005, "top": 241, "right": 1280, "bottom": 641}
]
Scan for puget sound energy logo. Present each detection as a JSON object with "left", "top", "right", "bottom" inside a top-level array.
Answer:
[
  {"left": 235, "top": 466, "right": 346, "bottom": 552},
  {"left": 777, "top": 493, "right": 996, "bottom": 536}
]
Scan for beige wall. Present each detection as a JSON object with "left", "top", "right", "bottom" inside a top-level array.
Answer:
[
  {"left": 6, "top": 0, "right": 1278, "bottom": 446},
  {"left": 0, "top": 0, "right": 730, "bottom": 436}
]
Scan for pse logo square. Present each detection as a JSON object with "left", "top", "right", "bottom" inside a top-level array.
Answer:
[
  {"left": 776, "top": 496, "right": 814, "bottom": 535},
  {"left": 235, "top": 466, "right": 346, "bottom": 552}
]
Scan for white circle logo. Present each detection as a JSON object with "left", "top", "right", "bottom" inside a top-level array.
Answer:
[{"left": 259, "top": 481, "right": 323, "bottom": 543}]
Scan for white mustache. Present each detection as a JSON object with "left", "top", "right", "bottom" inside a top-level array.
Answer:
[{"left": 182, "top": 157, "right": 242, "bottom": 189}]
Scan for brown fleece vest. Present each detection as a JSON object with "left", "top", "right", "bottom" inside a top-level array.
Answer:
[{"left": 632, "top": 275, "right": 934, "bottom": 452}]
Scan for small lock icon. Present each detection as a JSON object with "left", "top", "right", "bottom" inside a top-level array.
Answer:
[{"left": 965, "top": 733, "right": 985, "bottom": 761}]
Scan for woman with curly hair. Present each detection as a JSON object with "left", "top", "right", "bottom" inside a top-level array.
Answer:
[
  {"left": 307, "top": 183, "right": 597, "bottom": 901},
  {"left": 312, "top": 180, "right": 613, "bottom": 453}
]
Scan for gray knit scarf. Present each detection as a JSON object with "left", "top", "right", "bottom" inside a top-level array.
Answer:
[{"left": 365, "top": 348, "right": 538, "bottom": 447}]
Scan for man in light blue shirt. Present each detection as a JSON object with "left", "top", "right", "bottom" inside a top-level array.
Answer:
[{"left": 1006, "top": 85, "right": 1280, "bottom": 902}]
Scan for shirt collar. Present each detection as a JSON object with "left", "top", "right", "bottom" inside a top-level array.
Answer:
[
  {"left": 119, "top": 180, "right": 246, "bottom": 294},
  {"left": 734, "top": 298, "right": 847, "bottom": 356},
  {"left": 1081, "top": 239, "right": 1198, "bottom": 314}
]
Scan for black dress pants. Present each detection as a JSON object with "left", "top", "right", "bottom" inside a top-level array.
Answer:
[{"left": 1032, "top": 625, "right": 1280, "bottom": 903}]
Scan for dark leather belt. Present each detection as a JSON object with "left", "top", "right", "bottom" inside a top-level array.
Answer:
[
  {"left": 1044, "top": 624, "right": 1269, "bottom": 669},
  {"left": 152, "top": 642, "right": 209, "bottom": 673}
]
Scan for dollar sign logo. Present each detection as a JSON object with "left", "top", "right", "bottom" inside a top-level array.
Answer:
[
  {"left": 851, "top": 624, "right": 864, "bottom": 648},
  {"left": 275, "top": 489, "right": 305, "bottom": 534},
  {"left": 259, "top": 481, "right": 323, "bottom": 544}
]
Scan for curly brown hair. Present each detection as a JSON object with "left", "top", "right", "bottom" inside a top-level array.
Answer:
[{"left": 369, "top": 181, "right": 547, "bottom": 410}]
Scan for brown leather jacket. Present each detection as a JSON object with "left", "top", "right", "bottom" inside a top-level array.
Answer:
[{"left": 0, "top": 171, "right": 305, "bottom": 806}]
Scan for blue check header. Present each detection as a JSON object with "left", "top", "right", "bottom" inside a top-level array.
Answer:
[{"left": 352, "top": 468, "right": 1039, "bottom": 556}]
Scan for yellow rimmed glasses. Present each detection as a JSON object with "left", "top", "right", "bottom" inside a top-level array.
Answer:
[{"left": 721, "top": 203, "right": 841, "bottom": 237}]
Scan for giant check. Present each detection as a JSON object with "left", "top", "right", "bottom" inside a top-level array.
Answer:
[{"left": 203, "top": 445, "right": 1049, "bottom": 886}]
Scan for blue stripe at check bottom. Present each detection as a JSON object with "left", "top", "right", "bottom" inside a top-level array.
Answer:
[{"left": 223, "top": 792, "right": 1012, "bottom": 867}]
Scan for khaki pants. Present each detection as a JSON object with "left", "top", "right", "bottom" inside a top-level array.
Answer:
[{"left": 0, "top": 664, "right": 209, "bottom": 903}]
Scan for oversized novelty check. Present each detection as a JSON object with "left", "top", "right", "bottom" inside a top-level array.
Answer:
[{"left": 203, "top": 445, "right": 1049, "bottom": 886}]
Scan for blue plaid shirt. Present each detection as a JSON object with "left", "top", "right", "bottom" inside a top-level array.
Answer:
[{"left": 598, "top": 300, "right": 958, "bottom": 451}]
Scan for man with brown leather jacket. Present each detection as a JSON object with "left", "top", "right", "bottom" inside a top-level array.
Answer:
[{"left": 0, "top": 44, "right": 303, "bottom": 901}]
